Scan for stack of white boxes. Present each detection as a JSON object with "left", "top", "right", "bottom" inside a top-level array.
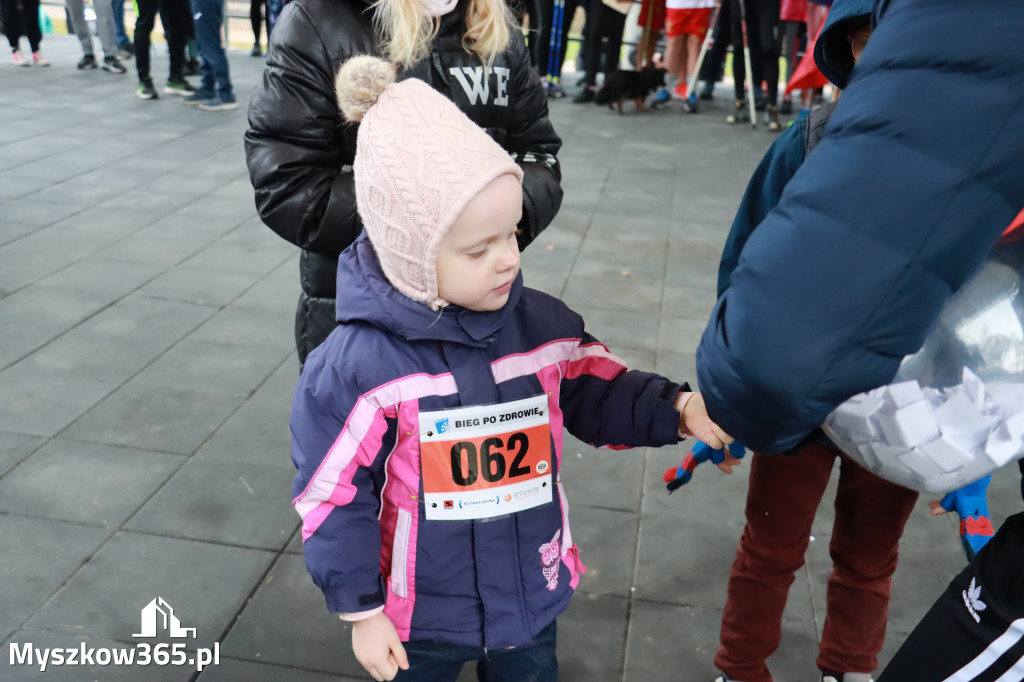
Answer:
[{"left": 824, "top": 369, "right": 1024, "bottom": 493}]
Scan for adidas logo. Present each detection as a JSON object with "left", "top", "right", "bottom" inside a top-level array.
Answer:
[{"left": 962, "top": 577, "right": 987, "bottom": 623}]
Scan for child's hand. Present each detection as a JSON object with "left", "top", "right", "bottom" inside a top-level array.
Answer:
[
  {"left": 351, "top": 612, "right": 409, "bottom": 681},
  {"left": 678, "top": 393, "right": 733, "bottom": 450}
]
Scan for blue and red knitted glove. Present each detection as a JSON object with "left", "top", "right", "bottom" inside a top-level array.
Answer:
[
  {"left": 932, "top": 476, "right": 994, "bottom": 561},
  {"left": 664, "top": 441, "right": 747, "bottom": 493}
]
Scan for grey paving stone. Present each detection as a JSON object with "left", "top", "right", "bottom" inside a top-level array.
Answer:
[
  {"left": 0, "top": 249, "right": 77, "bottom": 294},
  {"left": 220, "top": 553, "right": 368, "bottom": 677},
  {"left": 558, "top": 435, "right": 646, "bottom": 514},
  {"left": 557, "top": 592, "right": 629, "bottom": 681},
  {"left": 0, "top": 366, "right": 117, "bottom": 437},
  {"left": 562, "top": 276, "right": 662, "bottom": 314},
  {"left": 0, "top": 515, "right": 111, "bottom": 629},
  {"left": 662, "top": 285, "right": 717, "bottom": 321},
  {"left": 0, "top": 221, "right": 38, "bottom": 246},
  {"left": 126, "top": 458, "right": 298, "bottom": 550},
  {"left": 48, "top": 206, "right": 163, "bottom": 234},
  {"left": 5, "top": 226, "right": 122, "bottom": 259},
  {"left": 181, "top": 242, "right": 293, "bottom": 276},
  {"left": 0, "top": 431, "right": 47, "bottom": 477},
  {"left": 96, "top": 232, "right": 210, "bottom": 267},
  {"left": 569, "top": 305, "right": 660, "bottom": 353},
  {"left": 231, "top": 275, "right": 301, "bottom": 314},
  {"left": 658, "top": 317, "right": 707, "bottom": 356},
  {"left": 654, "top": 350, "right": 697, "bottom": 386},
  {"left": 15, "top": 326, "right": 175, "bottom": 384},
  {"left": 196, "top": 358, "right": 296, "bottom": 467},
  {"left": 186, "top": 306, "right": 296, "bottom": 352},
  {"left": 625, "top": 599, "right": 822, "bottom": 682},
  {"left": 27, "top": 531, "right": 275, "bottom": 650},
  {"left": 36, "top": 258, "right": 162, "bottom": 295},
  {"left": 97, "top": 191, "right": 201, "bottom": 214},
  {"left": 571, "top": 250, "right": 666, "bottom": 285},
  {"left": 137, "top": 267, "right": 262, "bottom": 308},
  {"left": 61, "top": 383, "right": 243, "bottom": 455},
  {"left": 0, "top": 439, "right": 180, "bottom": 527},
  {"left": 78, "top": 294, "right": 217, "bottom": 341},
  {"left": 132, "top": 340, "right": 288, "bottom": 398},
  {"left": 570, "top": 505, "right": 640, "bottom": 598},
  {"left": 198, "top": 658, "right": 364, "bottom": 682}
]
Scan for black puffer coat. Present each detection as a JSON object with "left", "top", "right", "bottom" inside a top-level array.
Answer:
[{"left": 244, "top": 0, "right": 563, "bottom": 364}]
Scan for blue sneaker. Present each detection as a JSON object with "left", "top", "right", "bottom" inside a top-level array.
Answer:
[
  {"left": 182, "top": 89, "right": 215, "bottom": 105},
  {"left": 652, "top": 88, "right": 671, "bottom": 106},
  {"left": 683, "top": 92, "right": 699, "bottom": 113},
  {"left": 197, "top": 95, "right": 239, "bottom": 112}
]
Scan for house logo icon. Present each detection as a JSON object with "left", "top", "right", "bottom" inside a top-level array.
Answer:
[{"left": 133, "top": 597, "right": 197, "bottom": 639}]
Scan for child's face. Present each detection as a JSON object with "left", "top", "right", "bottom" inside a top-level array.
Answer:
[{"left": 436, "top": 174, "right": 523, "bottom": 312}]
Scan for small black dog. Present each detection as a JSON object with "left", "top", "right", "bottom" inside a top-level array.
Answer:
[{"left": 594, "top": 67, "right": 667, "bottom": 114}]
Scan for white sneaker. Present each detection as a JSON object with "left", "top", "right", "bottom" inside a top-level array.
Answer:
[
  {"left": 32, "top": 51, "right": 51, "bottom": 67},
  {"left": 12, "top": 49, "right": 30, "bottom": 66}
]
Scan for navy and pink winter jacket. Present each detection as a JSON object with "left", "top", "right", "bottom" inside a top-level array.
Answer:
[{"left": 290, "top": 233, "right": 687, "bottom": 649}]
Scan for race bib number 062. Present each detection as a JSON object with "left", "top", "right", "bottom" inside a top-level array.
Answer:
[{"left": 419, "top": 395, "right": 553, "bottom": 521}]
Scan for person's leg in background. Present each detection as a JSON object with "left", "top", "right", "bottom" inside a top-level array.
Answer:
[
  {"left": 87, "top": 0, "right": 126, "bottom": 70},
  {"left": 2, "top": 0, "right": 27, "bottom": 62},
  {"left": 134, "top": 0, "right": 159, "bottom": 96},
  {"left": 249, "top": 0, "right": 262, "bottom": 55},
  {"left": 65, "top": 0, "right": 98, "bottom": 68},
  {"left": 158, "top": 0, "right": 193, "bottom": 93},
  {"left": 714, "top": 444, "right": 837, "bottom": 682},
  {"left": 756, "top": 0, "right": 781, "bottom": 129},
  {"left": 21, "top": 0, "right": 46, "bottom": 62},
  {"left": 816, "top": 455, "right": 918, "bottom": 680},
  {"left": 599, "top": 5, "right": 626, "bottom": 76},
  {"left": 698, "top": 0, "right": 729, "bottom": 99},
  {"left": 779, "top": 19, "right": 801, "bottom": 113},
  {"left": 189, "top": 0, "right": 237, "bottom": 110},
  {"left": 552, "top": 0, "right": 580, "bottom": 86},
  {"left": 574, "top": 0, "right": 614, "bottom": 101},
  {"left": 725, "top": 0, "right": 754, "bottom": 122},
  {"left": 266, "top": 0, "right": 281, "bottom": 34},
  {"left": 111, "top": 0, "right": 134, "bottom": 56}
]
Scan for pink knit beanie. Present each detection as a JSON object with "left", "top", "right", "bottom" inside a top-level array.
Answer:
[{"left": 336, "top": 55, "right": 524, "bottom": 310}]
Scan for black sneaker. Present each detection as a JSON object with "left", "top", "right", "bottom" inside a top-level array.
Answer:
[
  {"left": 117, "top": 42, "right": 135, "bottom": 59},
  {"left": 250, "top": 42, "right": 262, "bottom": 57},
  {"left": 184, "top": 59, "right": 200, "bottom": 76},
  {"left": 780, "top": 95, "right": 793, "bottom": 115},
  {"left": 164, "top": 77, "right": 197, "bottom": 96},
  {"left": 699, "top": 82, "right": 715, "bottom": 100},
  {"left": 77, "top": 54, "right": 97, "bottom": 70},
  {"left": 683, "top": 93, "right": 699, "bottom": 113},
  {"left": 572, "top": 87, "right": 595, "bottom": 104},
  {"left": 138, "top": 78, "right": 159, "bottom": 99},
  {"left": 766, "top": 105, "right": 781, "bottom": 131},
  {"left": 102, "top": 56, "right": 126, "bottom": 74},
  {"left": 725, "top": 100, "right": 751, "bottom": 124}
]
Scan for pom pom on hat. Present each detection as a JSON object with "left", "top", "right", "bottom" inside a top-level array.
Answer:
[
  {"left": 336, "top": 55, "right": 397, "bottom": 123},
  {"left": 338, "top": 55, "right": 524, "bottom": 309}
]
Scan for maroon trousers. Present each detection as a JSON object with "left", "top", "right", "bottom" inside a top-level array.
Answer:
[{"left": 715, "top": 442, "right": 919, "bottom": 682}]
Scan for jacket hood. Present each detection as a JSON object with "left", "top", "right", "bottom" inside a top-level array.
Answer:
[
  {"left": 336, "top": 232, "right": 523, "bottom": 347},
  {"left": 814, "top": 0, "right": 874, "bottom": 89}
]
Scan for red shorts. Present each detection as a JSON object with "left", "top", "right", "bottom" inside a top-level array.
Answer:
[
  {"left": 665, "top": 7, "right": 713, "bottom": 38},
  {"left": 637, "top": 0, "right": 667, "bottom": 33}
]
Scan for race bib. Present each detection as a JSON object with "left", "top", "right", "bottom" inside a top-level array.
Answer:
[{"left": 419, "top": 395, "right": 553, "bottom": 521}]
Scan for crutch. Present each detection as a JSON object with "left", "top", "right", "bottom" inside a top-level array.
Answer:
[
  {"left": 736, "top": 0, "right": 757, "bottom": 128},
  {"left": 546, "top": 0, "right": 566, "bottom": 89},
  {"left": 684, "top": 0, "right": 722, "bottom": 109}
]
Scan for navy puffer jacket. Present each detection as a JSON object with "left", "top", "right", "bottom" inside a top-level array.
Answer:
[{"left": 697, "top": 0, "right": 1024, "bottom": 454}]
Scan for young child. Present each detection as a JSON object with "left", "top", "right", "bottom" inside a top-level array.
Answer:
[
  {"left": 290, "top": 54, "right": 732, "bottom": 682},
  {"left": 711, "top": 3, "right": 914, "bottom": 682}
]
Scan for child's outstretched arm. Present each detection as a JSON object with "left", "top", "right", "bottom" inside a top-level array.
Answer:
[{"left": 557, "top": 330, "right": 731, "bottom": 450}]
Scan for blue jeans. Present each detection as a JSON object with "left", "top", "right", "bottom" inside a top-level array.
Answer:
[
  {"left": 111, "top": 0, "right": 130, "bottom": 47},
  {"left": 190, "top": 0, "right": 232, "bottom": 98},
  {"left": 395, "top": 621, "right": 558, "bottom": 682}
]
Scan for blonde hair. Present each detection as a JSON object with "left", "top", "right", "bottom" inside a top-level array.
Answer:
[{"left": 373, "top": 0, "right": 514, "bottom": 68}]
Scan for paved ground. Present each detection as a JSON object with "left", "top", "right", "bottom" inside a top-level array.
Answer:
[{"left": 1, "top": 35, "right": 1021, "bottom": 682}]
